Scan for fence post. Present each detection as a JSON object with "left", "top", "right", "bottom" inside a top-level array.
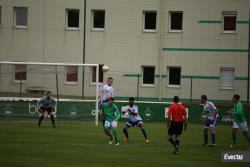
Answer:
[{"left": 55, "top": 66, "right": 59, "bottom": 103}]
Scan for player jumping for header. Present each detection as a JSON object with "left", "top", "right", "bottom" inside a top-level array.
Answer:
[
  {"left": 37, "top": 91, "right": 56, "bottom": 128},
  {"left": 122, "top": 97, "right": 150, "bottom": 143},
  {"left": 100, "top": 77, "right": 114, "bottom": 105}
]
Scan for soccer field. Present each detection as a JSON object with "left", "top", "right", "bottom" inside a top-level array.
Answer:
[{"left": 0, "top": 120, "right": 249, "bottom": 167}]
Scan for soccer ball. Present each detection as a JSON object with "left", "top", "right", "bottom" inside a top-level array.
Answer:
[{"left": 102, "top": 65, "right": 109, "bottom": 72}]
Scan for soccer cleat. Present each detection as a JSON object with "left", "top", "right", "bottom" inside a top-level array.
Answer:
[
  {"left": 175, "top": 146, "right": 179, "bottom": 153},
  {"left": 173, "top": 150, "right": 179, "bottom": 155},
  {"left": 172, "top": 145, "right": 179, "bottom": 155},
  {"left": 123, "top": 137, "right": 128, "bottom": 142},
  {"left": 229, "top": 144, "right": 236, "bottom": 149},
  {"left": 145, "top": 139, "right": 150, "bottom": 143},
  {"left": 109, "top": 137, "right": 113, "bottom": 145},
  {"left": 115, "top": 143, "right": 119, "bottom": 146}
]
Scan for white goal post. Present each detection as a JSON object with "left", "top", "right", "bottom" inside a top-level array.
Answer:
[{"left": 0, "top": 61, "right": 100, "bottom": 126}]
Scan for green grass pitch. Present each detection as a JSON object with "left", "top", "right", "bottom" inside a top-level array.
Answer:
[{"left": 0, "top": 120, "right": 249, "bottom": 167}]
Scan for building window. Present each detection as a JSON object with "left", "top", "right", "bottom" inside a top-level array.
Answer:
[
  {"left": 220, "top": 67, "right": 235, "bottom": 89},
  {"left": 14, "top": 7, "right": 28, "bottom": 28},
  {"left": 66, "top": 66, "right": 78, "bottom": 84},
  {"left": 0, "top": 6, "right": 2, "bottom": 26},
  {"left": 169, "top": 11, "right": 183, "bottom": 32},
  {"left": 92, "top": 65, "right": 104, "bottom": 83},
  {"left": 66, "top": 9, "right": 79, "bottom": 30},
  {"left": 168, "top": 67, "right": 181, "bottom": 87},
  {"left": 14, "top": 65, "right": 26, "bottom": 82},
  {"left": 142, "top": 66, "right": 155, "bottom": 85},
  {"left": 92, "top": 10, "right": 105, "bottom": 31},
  {"left": 143, "top": 11, "right": 157, "bottom": 32},
  {"left": 223, "top": 11, "right": 237, "bottom": 33}
]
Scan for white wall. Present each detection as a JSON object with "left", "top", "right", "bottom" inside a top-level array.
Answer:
[{"left": 0, "top": 0, "right": 249, "bottom": 101}]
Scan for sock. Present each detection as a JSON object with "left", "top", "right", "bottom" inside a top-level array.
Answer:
[
  {"left": 175, "top": 140, "right": 180, "bottom": 147},
  {"left": 38, "top": 116, "right": 44, "bottom": 127},
  {"left": 140, "top": 128, "right": 148, "bottom": 140},
  {"left": 211, "top": 133, "right": 216, "bottom": 144},
  {"left": 204, "top": 134, "right": 208, "bottom": 145},
  {"left": 242, "top": 132, "right": 250, "bottom": 146},
  {"left": 232, "top": 132, "right": 236, "bottom": 145},
  {"left": 104, "top": 128, "right": 113, "bottom": 140},
  {"left": 50, "top": 115, "right": 55, "bottom": 127},
  {"left": 123, "top": 127, "right": 129, "bottom": 139},
  {"left": 168, "top": 138, "right": 176, "bottom": 148},
  {"left": 112, "top": 128, "right": 119, "bottom": 143}
]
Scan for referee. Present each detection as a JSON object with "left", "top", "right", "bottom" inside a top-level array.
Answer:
[{"left": 167, "top": 96, "right": 188, "bottom": 154}]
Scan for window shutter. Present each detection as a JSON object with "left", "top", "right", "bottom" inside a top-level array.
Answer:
[{"left": 220, "top": 68, "right": 235, "bottom": 89}]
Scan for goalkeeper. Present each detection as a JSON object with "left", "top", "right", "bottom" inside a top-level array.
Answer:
[
  {"left": 101, "top": 97, "right": 121, "bottom": 146},
  {"left": 37, "top": 91, "right": 56, "bottom": 128}
]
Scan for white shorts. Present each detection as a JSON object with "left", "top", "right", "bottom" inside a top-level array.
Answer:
[
  {"left": 104, "top": 120, "right": 118, "bottom": 128},
  {"left": 232, "top": 122, "right": 248, "bottom": 132}
]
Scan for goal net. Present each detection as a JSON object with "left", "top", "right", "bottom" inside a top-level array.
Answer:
[{"left": 0, "top": 61, "right": 100, "bottom": 125}]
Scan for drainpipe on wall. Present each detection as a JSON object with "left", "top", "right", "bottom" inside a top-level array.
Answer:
[
  {"left": 158, "top": 0, "right": 166, "bottom": 101},
  {"left": 42, "top": 0, "right": 47, "bottom": 62},
  {"left": 247, "top": 10, "right": 250, "bottom": 104},
  {"left": 82, "top": 0, "right": 87, "bottom": 99}
]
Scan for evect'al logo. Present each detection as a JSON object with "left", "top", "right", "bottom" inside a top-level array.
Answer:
[{"left": 224, "top": 153, "right": 244, "bottom": 160}]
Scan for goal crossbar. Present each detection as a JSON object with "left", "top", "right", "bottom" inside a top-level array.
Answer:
[
  {"left": 0, "top": 61, "right": 100, "bottom": 126},
  {"left": 0, "top": 61, "right": 98, "bottom": 67}
]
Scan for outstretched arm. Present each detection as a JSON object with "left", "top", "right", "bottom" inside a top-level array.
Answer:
[{"left": 122, "top": 106, "right": 128, "bottom": 115}]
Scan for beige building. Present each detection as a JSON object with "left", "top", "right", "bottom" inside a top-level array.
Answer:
[{"left": 0, "top": 0, "right": 249, "bottom": 102}]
